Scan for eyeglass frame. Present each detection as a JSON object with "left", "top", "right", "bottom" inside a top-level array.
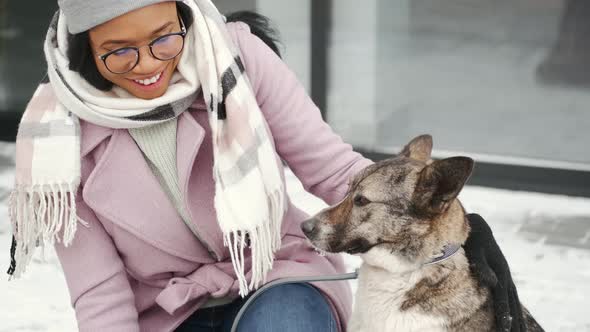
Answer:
[{"left": 96, "top": 16, "right": 187, "bottom": 74}]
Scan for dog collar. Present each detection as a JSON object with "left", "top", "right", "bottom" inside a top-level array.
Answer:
[{"left": 423, "top": 244, "right": 462, "bottom": 266}]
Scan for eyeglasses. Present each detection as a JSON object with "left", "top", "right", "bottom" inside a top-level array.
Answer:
[{"left": 96, "top": 17, "right": 187, "bottom": 74}]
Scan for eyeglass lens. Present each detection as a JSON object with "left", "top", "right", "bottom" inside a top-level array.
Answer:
[{"left": 104, "top": 34, "right": 185, "bottom": 74}]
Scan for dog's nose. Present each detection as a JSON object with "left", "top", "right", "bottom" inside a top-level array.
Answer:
[{"left": 301, "top": 219, "right": 317, "bottom": 236}]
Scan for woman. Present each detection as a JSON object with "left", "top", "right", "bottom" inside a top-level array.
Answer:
[{"left": 7, "top": 1, "right": 523, "bottom": 331}]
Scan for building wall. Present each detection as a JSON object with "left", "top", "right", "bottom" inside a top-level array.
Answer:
[{"left": 326, "top": 0, "right": 590, "bottom": 166}]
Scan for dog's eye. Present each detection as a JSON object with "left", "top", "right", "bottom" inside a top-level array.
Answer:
[{"left": 354, "top": 195, "right": 371, "bottom": 207}]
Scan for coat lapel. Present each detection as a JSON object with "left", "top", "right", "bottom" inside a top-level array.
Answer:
[
  {"left": 177, "top": 110, "right": 205, "bottom": 203},
  {"left": 178, "top": 108, "right": 229, "bottom": 262},
  {"left": 82, "top": 112, "right": 211, "bottom": 262}
]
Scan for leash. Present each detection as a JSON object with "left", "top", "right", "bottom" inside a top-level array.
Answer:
[{"left": 230, "top": 269, "right": 359, "bottom": 332}]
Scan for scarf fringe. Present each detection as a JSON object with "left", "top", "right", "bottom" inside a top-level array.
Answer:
[
  {"left": 7, "top": 183, "right": 87, "bottom": 279},
  {"left": 222, "top": 189, "right": 284, "bottom": 297}
]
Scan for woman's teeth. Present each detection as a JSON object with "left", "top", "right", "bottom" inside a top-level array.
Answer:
[{"left": 133, "top": 72, "right": 162, "bottom": 86}]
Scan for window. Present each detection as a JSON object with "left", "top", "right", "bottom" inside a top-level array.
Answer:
[{"left": 325, "top": 0, "right": 590, "bottom": 169}]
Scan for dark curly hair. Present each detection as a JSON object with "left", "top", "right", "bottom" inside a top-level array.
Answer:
[{"left": 66, "top": 3, "right": 281, "bottom": 91}]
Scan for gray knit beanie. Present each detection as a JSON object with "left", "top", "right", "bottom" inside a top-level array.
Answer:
[{"left": 57, "top": 0, "right": 177, "bottom": 34}]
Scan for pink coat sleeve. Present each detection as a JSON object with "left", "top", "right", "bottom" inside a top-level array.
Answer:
[
  {"left": 54, "top": 158, "right": 139, "bottom": 331},
  {"left": 229, "top": 22, "right": 373, "bottom": 205}
]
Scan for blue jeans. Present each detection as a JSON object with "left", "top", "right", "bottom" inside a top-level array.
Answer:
[{"left": 174, "top": 283, "right": 337, "bottom": 332}]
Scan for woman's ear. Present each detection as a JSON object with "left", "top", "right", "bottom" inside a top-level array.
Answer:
[{"left": 67, "top": 31, "right": 113, "bottom": 91}]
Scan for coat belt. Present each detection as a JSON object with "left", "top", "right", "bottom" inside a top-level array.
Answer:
[{"left": 155, "top": 264, "right": 238, "bottom": 315}]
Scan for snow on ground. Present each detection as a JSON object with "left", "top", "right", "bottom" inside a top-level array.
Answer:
[{"left": 1, "top": 141, "right": 590, "bottom": 331}]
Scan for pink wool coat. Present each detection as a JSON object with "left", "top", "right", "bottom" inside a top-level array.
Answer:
[{"left": 53, "top": 22, "right": 372, "bottom": 332}]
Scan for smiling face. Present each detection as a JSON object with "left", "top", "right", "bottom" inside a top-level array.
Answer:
[{"left": 88, "top": 2, "right": 183, "bottom": 99}]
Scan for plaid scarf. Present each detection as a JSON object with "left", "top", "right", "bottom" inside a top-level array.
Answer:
[{"left": 8, "top": 0, "right": 286, "bottom": 297}]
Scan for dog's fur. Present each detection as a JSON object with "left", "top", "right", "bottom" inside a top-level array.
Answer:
[{"left": 301, "top": 135, "right": 543, "bottom": 332}]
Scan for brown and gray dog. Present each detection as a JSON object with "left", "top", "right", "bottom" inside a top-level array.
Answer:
[{"left": 301, "top": 135, "right": 543, "bottom": 332}]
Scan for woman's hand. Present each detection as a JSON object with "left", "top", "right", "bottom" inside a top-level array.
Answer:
[{"left": 463, "top": 213, "right": 525, "bottom": 332}]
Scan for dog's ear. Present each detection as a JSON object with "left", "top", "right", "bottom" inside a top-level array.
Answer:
[
  {"left": 399, "top": 135, "right": 433, "bottom": 163},
  {"left": 413, "top": 156, "right": 474, "bottom": 215}
]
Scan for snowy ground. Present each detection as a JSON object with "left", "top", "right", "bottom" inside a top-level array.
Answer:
[{"left": 1, "top": 142, "right": 590, "bottom": 332}]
